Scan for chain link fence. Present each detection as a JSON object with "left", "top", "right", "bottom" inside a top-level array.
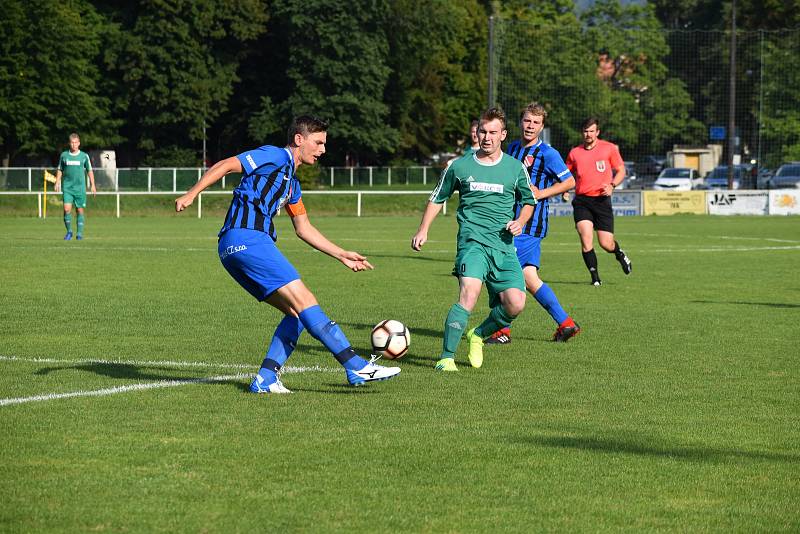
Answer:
[{"left": 490, "top": 20, "right": 800, "bottom": 187}]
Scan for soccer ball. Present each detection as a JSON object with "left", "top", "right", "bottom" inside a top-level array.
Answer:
[{"left": 371, "top": 320, "right": 410, "bottom": 359}]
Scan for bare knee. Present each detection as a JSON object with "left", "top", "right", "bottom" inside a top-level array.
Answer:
[{"left": 502, "top": 290, "right": 527, "bottom": 316}]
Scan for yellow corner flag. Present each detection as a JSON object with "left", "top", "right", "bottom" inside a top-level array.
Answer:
[{"left": 43, "top": 170, "right": 57, "bottom": 218}]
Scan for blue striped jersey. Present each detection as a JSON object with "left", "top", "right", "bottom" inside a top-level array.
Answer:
[
  {"left": 507, "top": 139, "right": 572, "bottom": 238},
  {"left": 219, "top": 145, "right": 301, "bottom": 241}
]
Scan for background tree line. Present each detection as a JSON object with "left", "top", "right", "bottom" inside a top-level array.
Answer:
[{"left": 1, "top": 0, "right": 797, "bottom": 170}]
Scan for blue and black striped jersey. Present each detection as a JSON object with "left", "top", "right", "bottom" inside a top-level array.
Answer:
[
  {"left": 219, "top": 145, "right": 301, "bottom": 241},
  {"left": 507, "top": 139, "right": 572, "bottom": 238}
]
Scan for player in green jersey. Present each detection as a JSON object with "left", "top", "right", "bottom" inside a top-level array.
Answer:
[
  {"left": 411, "top": 107, "right": 536, "bottom": 371},
  {"left": 463, "top": 119, "right": 480, "bottom": 157},
  {"left": 54, "top": 133, "right": 95, "bottom": 240}
]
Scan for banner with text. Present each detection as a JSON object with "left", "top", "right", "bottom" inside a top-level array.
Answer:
[
  {"left": 707, "top": 191, "right": 768, "bottom": 215},
  {"left": 643, "top": 191, "right": 706, "bottom": 215},
  {"left": 548, "top": 191, "right": 641, "bottom": 217}
]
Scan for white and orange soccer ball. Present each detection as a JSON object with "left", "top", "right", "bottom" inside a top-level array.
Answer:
[{"left": 370, "top": 320, "right": 410, "bottom": 359}]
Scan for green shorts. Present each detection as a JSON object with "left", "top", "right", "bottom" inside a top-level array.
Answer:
[
  {"left": 63, "top": 191, "right": 86, "bottom": 209},
  {"left": 452, "top": 241, "right": 525, "bottom": 308}
]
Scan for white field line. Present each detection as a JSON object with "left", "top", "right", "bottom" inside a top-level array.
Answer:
[
  {"left": 0, "top": 373, "right": 251, "bottom": 407},
  {"left": 0, "top": 355, "right": 341, "bottom": 407},
  {"left": 0, "top": 355, "right": 339, "bottom": 374}
]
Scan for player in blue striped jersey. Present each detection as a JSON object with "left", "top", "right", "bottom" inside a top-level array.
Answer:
[
  {"left": 487, "top": 103, "right": 580, "bottom": 343},
  {"left": 175, "top": 116, "right": 400, "bottom": 392}
]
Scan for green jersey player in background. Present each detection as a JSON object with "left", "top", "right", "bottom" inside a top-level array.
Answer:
[
  {"left": 55, "top": 133, "right": 95, "bottom": 240},
  {"left": 411, "top": 107, "right": 536, "bottom": 371}
]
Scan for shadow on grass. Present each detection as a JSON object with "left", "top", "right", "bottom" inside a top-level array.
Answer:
[
  {"left": 230, "top": 381, "right": 381, "bottom": 395},
  {"left": 546, "top": 279, "right": 601, "bottom": 286},
  {"left": 691, "top": 300, "right": 800, "bottom": 309},
  {"left": 34, "top": 362, "right": 245, "bottom": 389},
  {"left": 516, "top": 433, "right": 800, "bottom": 464}
]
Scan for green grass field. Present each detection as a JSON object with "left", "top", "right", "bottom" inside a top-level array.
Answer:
[{"left": 1, "top": 213, "right": 798, "bottom": 532}]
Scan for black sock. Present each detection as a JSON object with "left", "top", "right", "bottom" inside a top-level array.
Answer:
[{"left": 582, "top": 249, "right": 599, "bottom": 279}]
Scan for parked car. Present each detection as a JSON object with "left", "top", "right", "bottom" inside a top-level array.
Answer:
[
  {"left": 652, "top": 168, "right": 702, "bottom": 191},
  {"left": 756, "top": 167, "right": 774, "bottom": 189},
  {"left": 768, "top": 163, "right": 800, "bottom": 189},
  {"left": 703, "top": 165, "right": 750, "bottom": 189},
  {"left": 616, "top": 161, "right": 637, "bottom": 189},
  {"left": 637, "top": 155, "right": 667, "bottom": 177}
]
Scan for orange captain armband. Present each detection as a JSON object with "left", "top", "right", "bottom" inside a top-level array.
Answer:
[{"left": 284, "top": 199, "right": 307, "bottom": 217}]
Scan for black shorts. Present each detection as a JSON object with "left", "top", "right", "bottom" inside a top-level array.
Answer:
[{"left": 572, "top": 194, "right": 614, "bottom": 233}]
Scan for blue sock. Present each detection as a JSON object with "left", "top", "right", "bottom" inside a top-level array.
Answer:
[
  {"left": 298, "top": 305, "right": 367, "bottom": 371},
  {"left": 534, "top": 283, "right": 569, "bottom": 325},
  {"left": 257, "top": 315, "right": 304, "bottom": 383}
]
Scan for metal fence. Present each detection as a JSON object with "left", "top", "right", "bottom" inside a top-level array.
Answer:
[{"left": 0, "top": 166, "right": 442, "bottom": 191}]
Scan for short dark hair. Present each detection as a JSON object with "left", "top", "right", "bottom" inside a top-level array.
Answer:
[
  {"left": 581, "top": 116, "right": 600, "bottom": 130},
  {"left": 479, "top": 107, "right": 507, "bottom": 130},
  {"left": 287, "top": 115, "right": 328, "bottom": 145},
  {"left": 470, "top": 119, "right": 479, "bottom": 130}
]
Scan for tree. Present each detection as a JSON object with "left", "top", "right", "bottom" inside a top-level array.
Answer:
[
  {"left": 247, "top": 0, "right": 397, "bottom": 166},
  {"left": 491, "top": 0, "right": 598, "bottom": 152},
  {"left": 0, "top": 0, "right": 120, "bottom": 166},
  {"left": 384, "top": 0, "right": 487, "bottom": 163},
  {"left": 582, "top": 0, "right": 705, "bottom": 154},
  {"left": 106, "top": 0, "right": 268, "bottom": 165}
]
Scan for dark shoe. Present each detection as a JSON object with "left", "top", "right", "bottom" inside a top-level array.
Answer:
[
  {"left": 616, "top": 250, "right": 632, "bottom": 275},
  {"left": 484, "top": 327, "right": 511, "bottom": 345},
  {"left": 553, "top": 321, "right": 581, "bottom": 342}
]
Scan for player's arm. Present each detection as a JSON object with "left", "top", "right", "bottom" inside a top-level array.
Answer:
[
  {"left": 175, "top": 156, "right": 241, "bottom": 211},
  {"left": 507, "top": 168, "right": 536, "bottom": 236},
  {"left": 507, "top": 203, "right": 535, "bottom": 236},
  {"left": 87, "top": 169, "right": 96, "bottom": 196},
  {"left": 412, "top": 165, "right": 456, "bottom": 250},
  {"left": 411, "top": 201, "right": 444, "bottom": 251},
  {"left": 290, "top": 210, "right": 373, "bottom": 272},
  {"left": 54, "top": 169, "right": 63, "bottom": 193},
  {"left": 603, "top": 145, "right": 626, "bottom": 195},
  {"left": 531, "top": 151, "right": 575, "bottom": 200}
]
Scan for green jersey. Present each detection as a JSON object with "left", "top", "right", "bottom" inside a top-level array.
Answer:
[
  {"left": 58, "top": 150, "right": 92, "bottom": 194},
  {"left": 431, "top": 152, "right": 535, "bottom": 252}
]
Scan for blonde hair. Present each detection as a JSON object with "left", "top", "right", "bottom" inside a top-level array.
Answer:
[{"left": 520, "top": 102, "right": 547, "bottom": 122}]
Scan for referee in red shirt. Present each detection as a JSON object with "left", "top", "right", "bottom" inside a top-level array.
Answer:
[{"left": 565, "top": 117, "right": 632, "bottom": 286}]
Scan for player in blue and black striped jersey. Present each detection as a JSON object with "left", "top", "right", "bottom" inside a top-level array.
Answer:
[
  {"left": 487, "top": 103, "right": 580, "bottom": 343},
  {"left": 175, "top": 116, "right": 400, "bottom": 393}
]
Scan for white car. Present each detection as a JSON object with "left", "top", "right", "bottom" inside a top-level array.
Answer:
[{"left": 653, "top": 168, "right": 701, "bottom": 191}]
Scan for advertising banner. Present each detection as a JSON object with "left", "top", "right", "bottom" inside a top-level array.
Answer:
[
  {"left": 768, "top": 190, "right": 800, "bottom": 215},
  {"left": 707, "top": 191, "right": 768, "bottom": 215},
  {"left": 611, "top": 191, "right": 642, "bottom": 216},
  {"left": 643, "top": 191, "right": 706, "bottom": 215},
  {"left": 547, "top": 194, "right": 574, "bottom": 217},
  {"left": 548, "top": 191, "right": 641, "bottom": 217}
]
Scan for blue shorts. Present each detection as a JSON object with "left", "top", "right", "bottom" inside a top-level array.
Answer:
[
  {"left": 514, "top": 234, "right": 542, "bottom": 269},
  {"left": 218, "top": 228, "right": 300, "bottom": 301}
]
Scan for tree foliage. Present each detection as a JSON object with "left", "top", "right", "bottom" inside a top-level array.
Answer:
[
  {"left": 245, "top": 0, "right": 398, "bottom": 165},
  {"left": 0, "top": 0, "right": 120, "bottom": 164},
  {"left": 107, "top": 0, "right": 269, "bottom": 165},
  {"left": 1, "top": 0, "right": 798, "bottom": 172},
  {"left": 385, "top": 0, "right": 487, "bottom": 163}
]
